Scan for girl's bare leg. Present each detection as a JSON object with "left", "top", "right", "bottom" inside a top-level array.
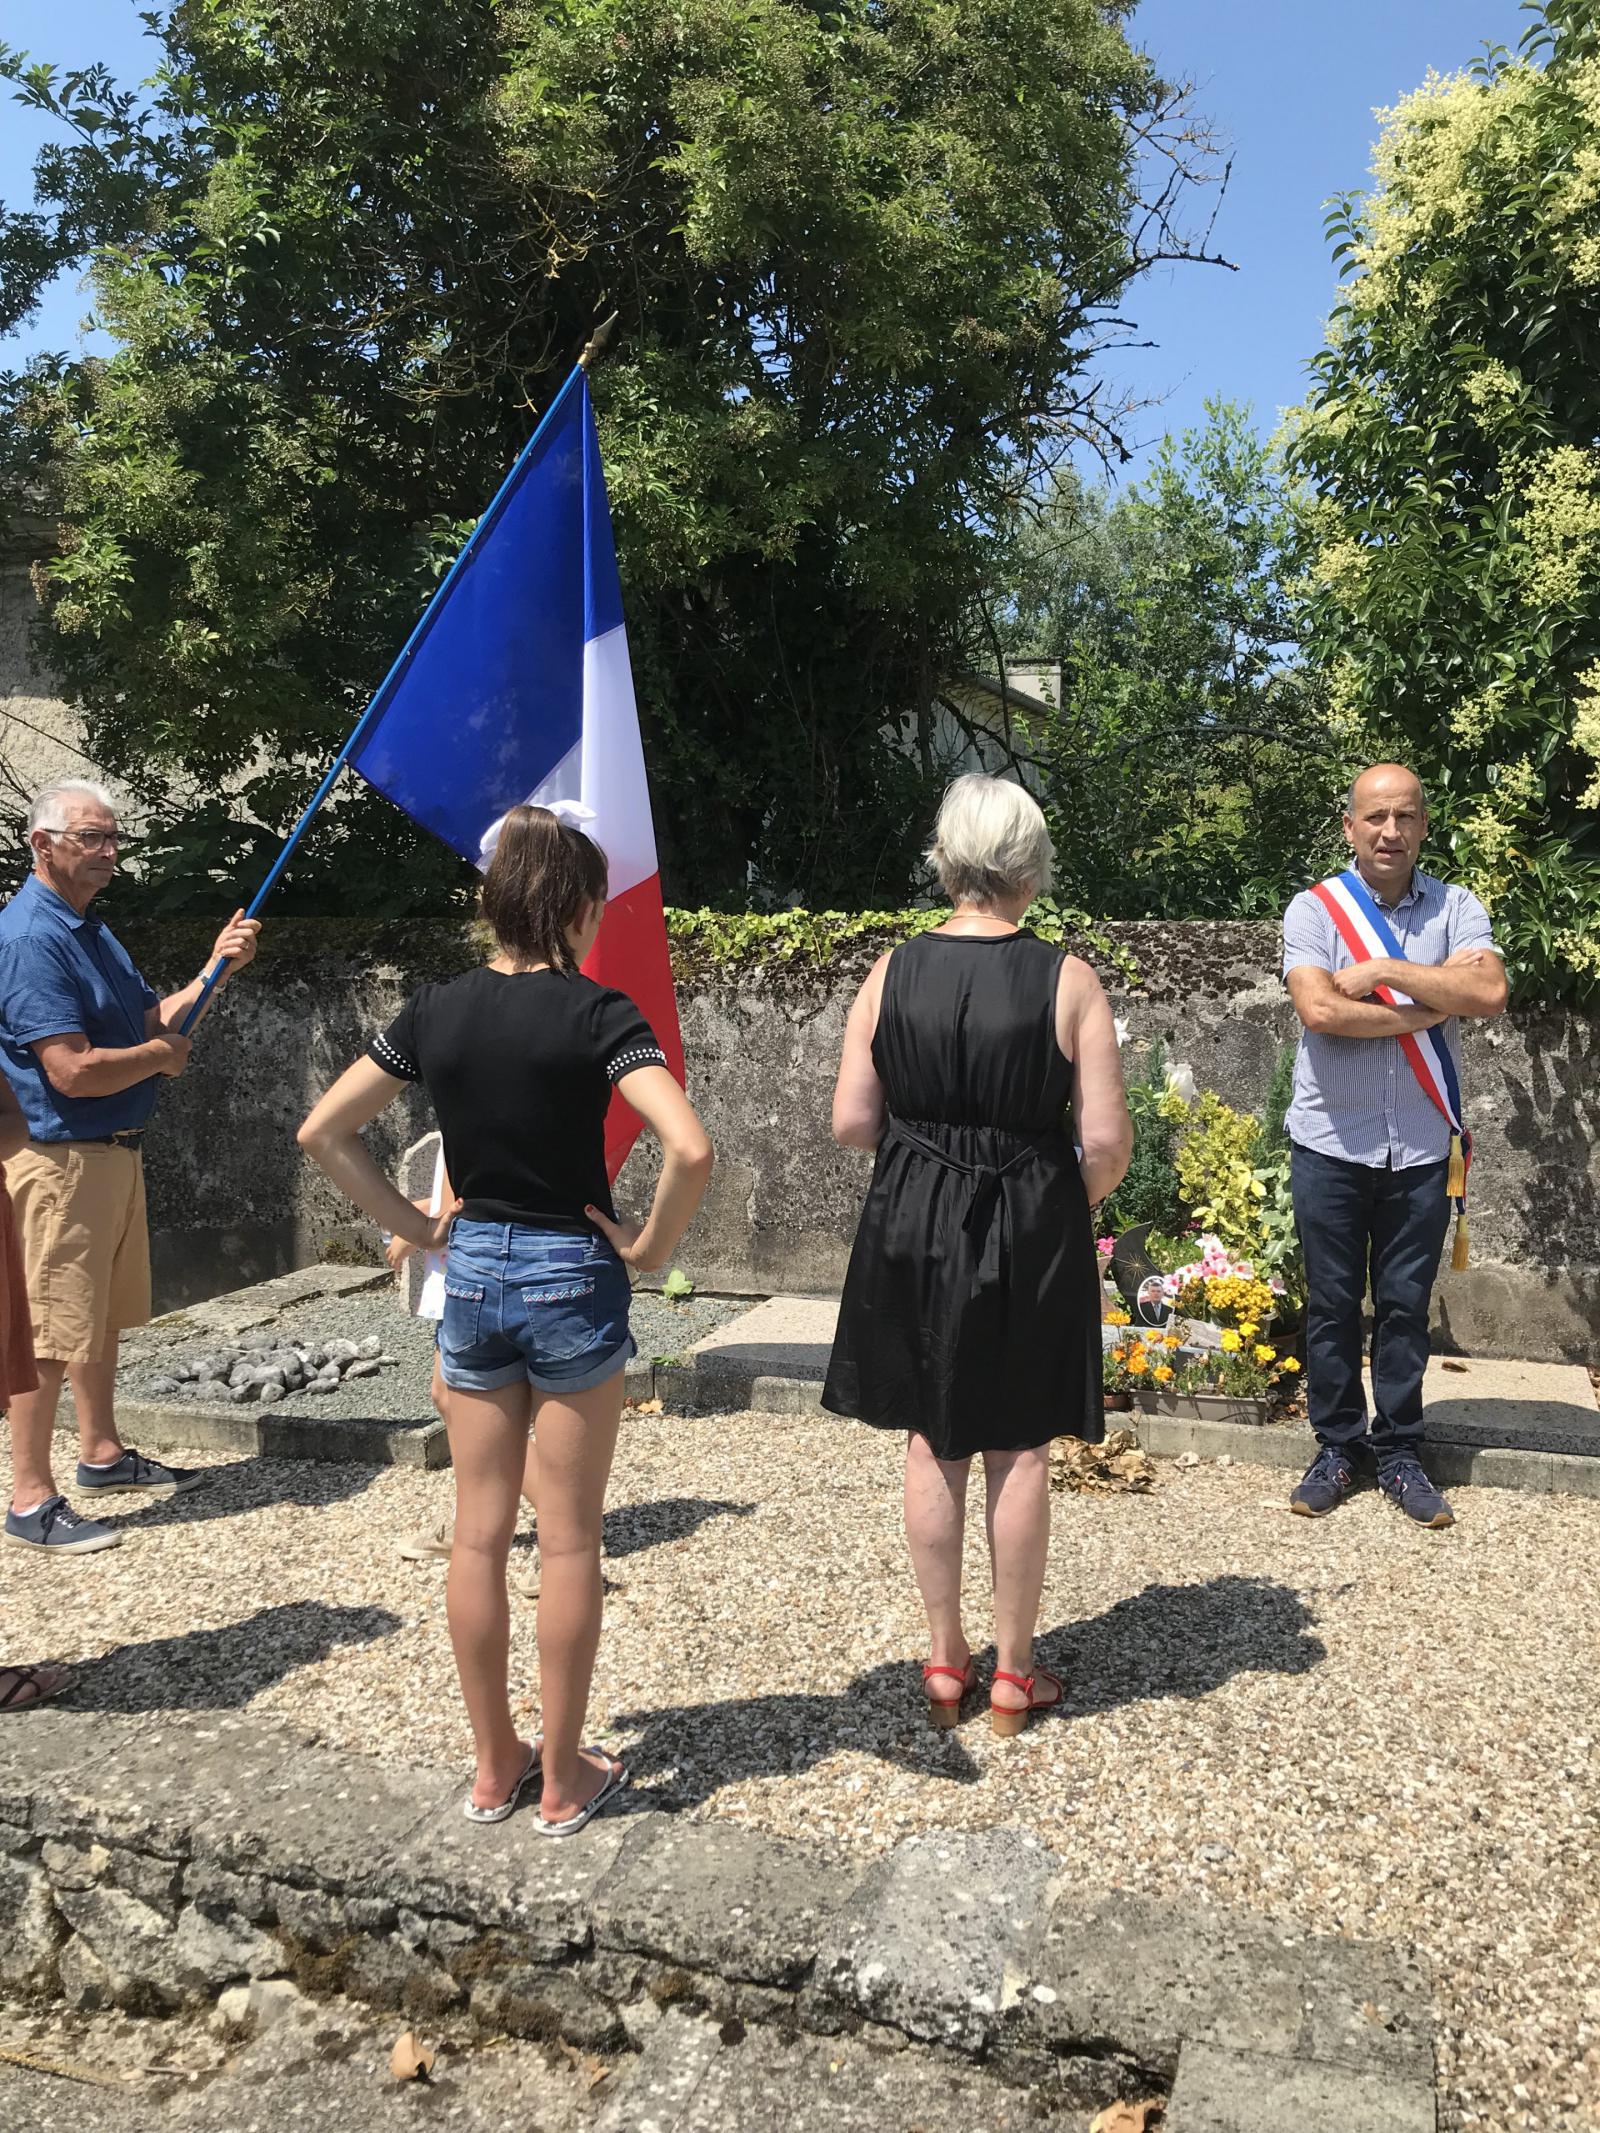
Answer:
[
  {"left": 530, "top": 1372, "right": 625, "bottom": 1822},
  {"left": 444, "top": 1379, "right": 532, "bottom": 1809}
]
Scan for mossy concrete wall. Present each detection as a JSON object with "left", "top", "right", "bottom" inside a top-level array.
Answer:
[{"left": 124, "top": 918, "right": 1599, "bottom": 1362}]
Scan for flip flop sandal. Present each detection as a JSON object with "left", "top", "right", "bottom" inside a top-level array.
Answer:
[
  {"left": 989, "top": 1668, "right": 1064, "bottom": 1739},
  {"left": 533, "top": 1751, "right": 629, "bottom": 1838},
  {"left": 461, "top": 1738, "right": 543, "bottom": 1823},
  {"left": 0, "top": 1661, "right": 78, "bottom": 1714}
]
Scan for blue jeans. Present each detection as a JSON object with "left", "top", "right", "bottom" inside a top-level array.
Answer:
[
  {"left": 1290, "top": 1144, "right": 1451, "bottom": 1463},
  {"left": 439, "top": 1220, "right": 634, "bottom": 1396}
]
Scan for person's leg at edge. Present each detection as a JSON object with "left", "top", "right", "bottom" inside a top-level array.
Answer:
[
  {"left": 71, "top": 1338, "right": 123, "bottom": 1469},
  {"left": 530, "top": 1373, "right": 624, "bottom": 1825},
  {"left": 1368, "top": 1158, "right": 1451, "bottom": 1467},
  {"left": 444, "top": 1378, "right": 531, "bottom": 1810},
  {"left": 903, "top": 1432, "right": 972, "bottom": 1702},
  {"left": 6, "top": 1363, "right": 65, "bottom": 1512},
  {"left": 1290, "top": 1144, "right": 1376, "bottom": 1450},
  {"left": 984, "top": 1445, "right": 1059, "bottom": 1714}
]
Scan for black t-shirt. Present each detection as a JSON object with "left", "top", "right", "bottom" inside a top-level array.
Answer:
[{"left": 369, "top": 965, "right": 666, "bottom": 1227}]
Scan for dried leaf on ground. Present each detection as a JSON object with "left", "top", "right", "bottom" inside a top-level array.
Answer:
[
  {"left": 1089, "top": 2101, "right": 1163, "bottom": 2133},
  {"left": 627, "top": 1396, "right": 665, "bottom": 1414},
  {"left": 1441, "top": 1359, "right": 1470, "bottom": 1374},
  {"left": 1052, "top": 1429, "right": 1156, "bottom": 1495},
  {"left": 556, "top": 2040, "right": 611, "bottom": 2088},
  {"left": 389, "top": 2030, "right": 435, "bottom": 2081}
]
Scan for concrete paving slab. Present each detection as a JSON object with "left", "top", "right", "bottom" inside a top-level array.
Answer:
[
  {"left": 1411, "top": 1353, "right": 1600, "bottom": 1455},
  {"left": 686, "top": 1296, "right": 838, "bottom": 1385},
  {"left": 615, "top": 2013, "right": 1057, "bottom": 2133},
  {"left": 591, "top": 1818, "right": 855, "bottom": 1986},
  {"left": 1166, "top": 2040, "right": 1436, "bottom": 2133},
  {"left": 814, "top": 1827, "right": 1059, "bottom": 2052}
]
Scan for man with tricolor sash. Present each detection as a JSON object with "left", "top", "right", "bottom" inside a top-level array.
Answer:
[{"left": 1282, "top": 764, "right": 1508, "bottom": 1528}]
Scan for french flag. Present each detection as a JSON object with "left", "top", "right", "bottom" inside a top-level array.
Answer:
[{"left": 349, "top": 370, "right": 683, "bottom": 1177}]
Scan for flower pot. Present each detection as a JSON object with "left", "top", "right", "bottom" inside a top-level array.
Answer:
[
  {"left": 1104, "top": 1392, "right": 1132, "bottom": 1412},
  {"left": 1132, "top": 1389, "right": 1272, "bottom": 1427}
]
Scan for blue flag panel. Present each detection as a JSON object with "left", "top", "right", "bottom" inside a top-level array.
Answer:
[{"left": 352, "top": 373, "right": 615, "bottom": 862}]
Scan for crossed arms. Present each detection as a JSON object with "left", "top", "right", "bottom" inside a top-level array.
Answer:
[{"left": 1288, "top": 947, "right": 1508, "bottom": 1038}]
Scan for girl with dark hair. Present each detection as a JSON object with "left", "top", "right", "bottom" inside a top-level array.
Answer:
[{"left": 299, "top": 806, "right": 713, "bottom": 1833}]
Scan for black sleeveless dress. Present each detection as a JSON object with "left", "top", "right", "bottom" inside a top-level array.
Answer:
[{"left": 822, "top": 929, "right": 1103, "bottom": 1458}]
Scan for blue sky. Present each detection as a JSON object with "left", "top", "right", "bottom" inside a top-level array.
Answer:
[{"left": 1, "top": 0, "right": 1532, "bottom": 469}]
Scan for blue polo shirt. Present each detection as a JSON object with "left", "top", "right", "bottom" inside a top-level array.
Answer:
[{"left": 0, "top": 875, "right": 162, "bottom": 1141}]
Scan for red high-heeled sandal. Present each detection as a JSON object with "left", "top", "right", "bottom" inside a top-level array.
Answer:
[
  {"left": 989, "top": 1668, "right": 1063, "bottom": 1738},
  {"left": 921, "top": 1657, "right": 978, "bottom": 1731}
]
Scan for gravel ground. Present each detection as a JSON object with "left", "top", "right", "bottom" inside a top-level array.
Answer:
[
  {"left": 117, "top": 1290, "right": 748, "bottom": 1426},
  {"left": 4, "top": 1414, "right": 1598, "bottom": 2133}
]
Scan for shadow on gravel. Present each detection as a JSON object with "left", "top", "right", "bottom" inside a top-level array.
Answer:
[
  {"left": 601, "top": 1496, "right": 757, "bottom": 1558},
  {"left": 1035, "top": 1575, "right": 1325, "bottom": 1720},
  {"left": 611, "top": 1574, "right": 1325, "bottom": 1810},
  {"left": 102, "top": 1458, "right": 381, "bottom": 1531},
  {"left": 65, "top": 1600, "right": 401, "bottom": 1712}
]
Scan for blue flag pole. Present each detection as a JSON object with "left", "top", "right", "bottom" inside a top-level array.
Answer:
[{"left": 181, "top": 321, "right": 617, "bottom": 1035}]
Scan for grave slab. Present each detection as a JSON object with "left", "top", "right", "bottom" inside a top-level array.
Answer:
[{"left": 1165, "top": 2040, "right": 1436, "bottom": 2133}]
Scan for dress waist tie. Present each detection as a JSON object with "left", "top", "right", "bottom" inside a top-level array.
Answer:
[{"left": 886, "top": 1121, "right": 1060, "bottom": 1296}]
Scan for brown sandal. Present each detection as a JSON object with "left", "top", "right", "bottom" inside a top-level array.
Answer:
[
  {"left": 989, "top": 1667, "right": 1063, "bottom": 1738},
  {"left": 0, "top": 1662, "right": 78, "bottom": 1714},
  {"left": 921, "top": 1657, "right": 978, "bottom": 1731}
]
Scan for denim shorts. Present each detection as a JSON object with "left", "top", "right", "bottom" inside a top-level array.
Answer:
[{"left": 439, "top": 1220, "right": 635, "bottom": 1396}]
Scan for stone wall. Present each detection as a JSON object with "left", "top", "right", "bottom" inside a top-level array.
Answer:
[
  {"left": 118, "top": 917, "right": 1600, "bottom": 1360},
  {"left": 0, "top": 1706, "right": 1438, "bottom": 2127}
]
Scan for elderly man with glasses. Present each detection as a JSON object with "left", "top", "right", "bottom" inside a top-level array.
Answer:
[{"left": 0, "top": 780, "right": 259, "bottom": 1554}]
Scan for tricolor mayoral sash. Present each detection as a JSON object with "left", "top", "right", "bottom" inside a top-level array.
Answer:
[{"left": 1309, "top": 868, "right": 1472, "bottom": 1269}]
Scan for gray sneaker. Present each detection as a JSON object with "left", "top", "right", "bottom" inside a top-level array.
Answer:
[
  {"left": 75, "top": 1448, "right": 207, "bottom": 1497},
  {"left": 5, "top": 1495, "right": 122, "bottom": 1554}
]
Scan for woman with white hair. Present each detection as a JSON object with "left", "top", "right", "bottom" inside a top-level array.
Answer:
[{"left": 823, "top": 774, "right": 1131, "bottom": 1736}]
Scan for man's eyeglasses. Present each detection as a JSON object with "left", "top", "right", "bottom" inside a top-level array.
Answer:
[{"left": 40, "top": 827, "right": 122, "bottom": 853}]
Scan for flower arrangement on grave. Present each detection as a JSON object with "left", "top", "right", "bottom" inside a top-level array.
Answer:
[
  {"left": 1158, "top": 1233, "right": 1284, "bottom": 1331},
  {"left": 1103, "top": 1319, "right": 1300, "bottom": 1401}
]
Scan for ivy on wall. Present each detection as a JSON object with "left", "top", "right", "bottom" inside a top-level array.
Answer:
[{"left": 664, "top": 899, "right": 1141, "bottom": 984}]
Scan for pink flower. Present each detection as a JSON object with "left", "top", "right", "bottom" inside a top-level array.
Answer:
[{"left": 1096, "top": 1236, "right": 1115, "bottom": 1257}]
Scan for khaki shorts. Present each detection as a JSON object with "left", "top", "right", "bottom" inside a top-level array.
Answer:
[{"left": 7, "top": 1141, "right": 152, "bottom": 1364}]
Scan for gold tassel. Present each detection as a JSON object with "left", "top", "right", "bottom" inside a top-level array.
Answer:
[
  {"left": 1452, "top": 1210, "right": 1470, "bottom": 1272},
  {"left": 1446, "top": 1132, "right": 1466, "bottom": 1199}
]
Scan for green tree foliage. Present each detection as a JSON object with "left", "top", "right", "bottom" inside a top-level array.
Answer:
[
  {"left": 0, "top": 0, "right": 1218, "bottom": 912},
  {"left": 988, "top": 401, "right": 1345, "bottom": 918},
  {"left": 1285, "top": 1, "right": 1600, "bottom": 1001}
]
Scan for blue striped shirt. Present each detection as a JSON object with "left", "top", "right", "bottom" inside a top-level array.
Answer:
[{"left": 1282, "top": 869, "right": 1497, "bottom": 1170}]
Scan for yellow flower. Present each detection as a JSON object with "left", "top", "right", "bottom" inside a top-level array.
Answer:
[
  {"left": 1281, "top": 1357, "right": 1302, "bottom": 1375},
  {"left": 1127, "top": 1349, "right": 1150, "bottom": 1376},
  {"left": 1254, "top": 1344, "right": 1277, "bottom": 1365},
  {"left": 1238, "top": 1322, "right": 1259, "bottom": 1339},
  {"left": 1111, "top": 1347, "right": 1127, "bottom": 1364},
  {"left": 1163, "top": 1334, "right": 1181, "bottom": 1350},
  {"left": 1153, "top": 1364, "right": 1174, "bottom": 1384},
  {"left": 1219, "top": 1330, "right": 1242, "bottom": 1353},
  {"left": 1106, "top": 1309, "right": 1131, "bottom": 1326}
]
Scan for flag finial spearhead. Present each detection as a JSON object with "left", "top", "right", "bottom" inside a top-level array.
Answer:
[{"left": 579, "top": 312, "right": 621, "bottom": 372}]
